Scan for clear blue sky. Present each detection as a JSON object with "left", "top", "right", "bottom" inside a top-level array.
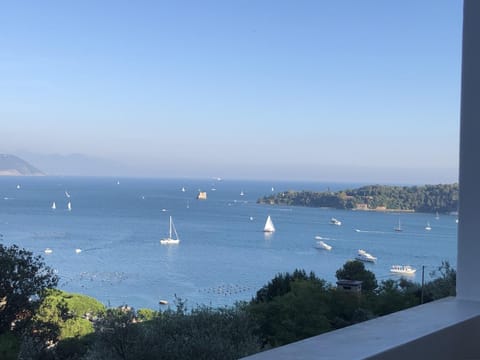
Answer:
[{"left": 0, "top": 1, "right": 463, "bottom": 183}]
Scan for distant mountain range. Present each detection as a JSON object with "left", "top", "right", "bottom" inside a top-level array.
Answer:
[
  {"left": 0, "top": 154, "right": 45, "bottom": 176},
  {"left": 15, "top": 152, "right": 130, "bottom": 177}
]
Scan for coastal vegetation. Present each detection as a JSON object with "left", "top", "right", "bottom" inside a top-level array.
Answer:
[
  {"left": 0, "top": 244, "right": 456, "bottom": 359},
  {"left": 258, "top": 183, "right": 459, "bottom": 213}
]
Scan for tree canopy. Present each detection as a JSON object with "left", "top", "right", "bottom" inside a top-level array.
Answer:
[
  {"left": 258, "top": 183, "right": 459, "bottom": 213},
  {"left": 0, "top": 244, "right": 58, "bottom": 334},
  {"left": 335, "top": 260, "right": 378, "bottom": 293}
]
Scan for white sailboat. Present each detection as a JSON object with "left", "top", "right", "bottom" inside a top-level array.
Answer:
[
  {"left": 67, "top": 201, "right": 72, "bottom": 211},
  {"left": 394, "top": 219, "right": 402, "bottom": 232},
  {"left": 51, "top": 202, "right": 56, "bottom": 210},
  {"left": 263, "top": 215, "right": 275, "bottom": 232},
  {"left": 425, "top": 222, "right": 432, "bottom": 231},
  {"left": 160, "top": 216, "right": 180, "bottom": 244}
]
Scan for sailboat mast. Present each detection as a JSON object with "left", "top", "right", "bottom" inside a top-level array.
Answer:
[{"left": 169, "top": 216, "right": 172, "bottom": 239}]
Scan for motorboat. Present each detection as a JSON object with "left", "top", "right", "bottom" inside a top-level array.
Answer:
[
  {"left": 330, "top": 217, "right": 342, "bottom": 226},
  {"left": 390, "top": 265, "right": 416, "bottom": 275},
  {"left": 356, "top": 249, "right": 377, "bottom": 263},
  {"left": 315, "top": 240, "right": 332, "bottom": 251}
]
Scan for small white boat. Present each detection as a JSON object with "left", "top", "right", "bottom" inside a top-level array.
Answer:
[
  {"left": 181, "top": 186, "right": 186, "bottom": 192},
  {"left": 159, "top": 300, "right": 169, "bottom": 305},
  {"left": 16, "top": 184, "right": 21, "bottom": 189},
  {"left": 330, "top": 217, "right": 342, "bottom": 226},
  {"left": 160, "top": 216, "right": 180, "bottom": 245},
  {"left": 75, "top": 248, "right": 82, "bottom": 254},
  {"left": 425, "top": 222, "right": 432, "bottom": 231},
  {"left": 51, "top": 202, "right": 56, "bottom": 210},
  {"left": 356, "top": 249, "right": 377, "bottom": 263},
  {"left": 390, "top": 265, "right": 416, "bottom": 275},
  {"left": 315, "top": 240, "right": 332, "bottom": 251},
  {"left": 67, "top": 201, "right": 72, "bottom": 211},
  {"left": 65, "top": 190, "right": 71, "bottom": 198},
  {"left": 44, "top": 248, "right": 53, "bottom": 254},
  {"left": 240, "top": 191, "right": 244, "bottom": 196},
  {"left": 263, "top": 215, "right": 275, "bottom": 232}
]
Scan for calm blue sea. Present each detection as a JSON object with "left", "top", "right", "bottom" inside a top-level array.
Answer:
[{"left": 0, "top": 177, "right": 457, "bottom": 310}]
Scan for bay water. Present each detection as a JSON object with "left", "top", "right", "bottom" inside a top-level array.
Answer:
[{"left": 0, "top": 177, "right": 457, "bottom": 310}]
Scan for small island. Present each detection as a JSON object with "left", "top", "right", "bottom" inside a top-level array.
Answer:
[{"left": 257, "top": 183, "right": 459, "bottom": 213}]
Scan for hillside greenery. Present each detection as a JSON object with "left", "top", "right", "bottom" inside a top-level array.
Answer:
[{"left": 258, "top": 183, "right": 459, "bottom": 213}]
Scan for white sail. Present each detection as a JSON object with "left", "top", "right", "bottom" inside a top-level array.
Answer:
[
  {"left": 67, "top": 201, "right": 72, "bottom": 211},
  {"left": 51, "top": 202, "right": 56, "bottom": 210},
  {"left": 160, "top": 216, "right": 180, "bottom": 244},
  {"left": 65, "top": 190, "right": 71, "bottom": 198},
  {"left": 394, "top": 219, "right": 402, "bottom": 232},
  {"left": 263, "top": 215, "right": 275, "bottom": 232}
]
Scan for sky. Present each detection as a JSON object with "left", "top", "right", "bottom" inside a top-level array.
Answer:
[{"left": 0, "top": 1, "right": 463, "bottom": 183}]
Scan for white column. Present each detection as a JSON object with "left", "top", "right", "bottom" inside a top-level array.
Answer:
[{"left": 457, "top": 0, "right": 480, "bottom": 301}]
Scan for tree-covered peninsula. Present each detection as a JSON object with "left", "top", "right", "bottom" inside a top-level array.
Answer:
[{"left": 258, "top": 184, "right": 459, "bottom": 213}]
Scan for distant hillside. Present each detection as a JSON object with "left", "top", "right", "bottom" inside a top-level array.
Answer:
[
  {"left": 258, "top": 184, "right": 459, "bottom": 213},
  {"left": 0, "top": 154, "right": 45, "bottom": 176}
]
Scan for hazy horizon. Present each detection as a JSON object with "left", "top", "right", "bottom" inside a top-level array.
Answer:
[
  {"left": 1, "top": 1, "right": 462, "bottom": 184},
  {"left": 9, "top": 150, "right": 455, "bottom": 185}
]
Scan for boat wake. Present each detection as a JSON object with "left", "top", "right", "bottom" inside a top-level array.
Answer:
[
  {"left": 354, "top": 229, "right": 387, "bottom": 234},
  {"left": 314, "top": 235, "right": 332, "bottom": 240}
]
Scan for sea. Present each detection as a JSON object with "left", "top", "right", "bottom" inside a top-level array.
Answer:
[{"left": 0, "top": 177, "right": 458, "bottom": 310}]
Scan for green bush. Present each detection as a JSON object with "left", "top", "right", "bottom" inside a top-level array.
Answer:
[{"left": 0, "top": 332, "right": 20, "bottom": 360}]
